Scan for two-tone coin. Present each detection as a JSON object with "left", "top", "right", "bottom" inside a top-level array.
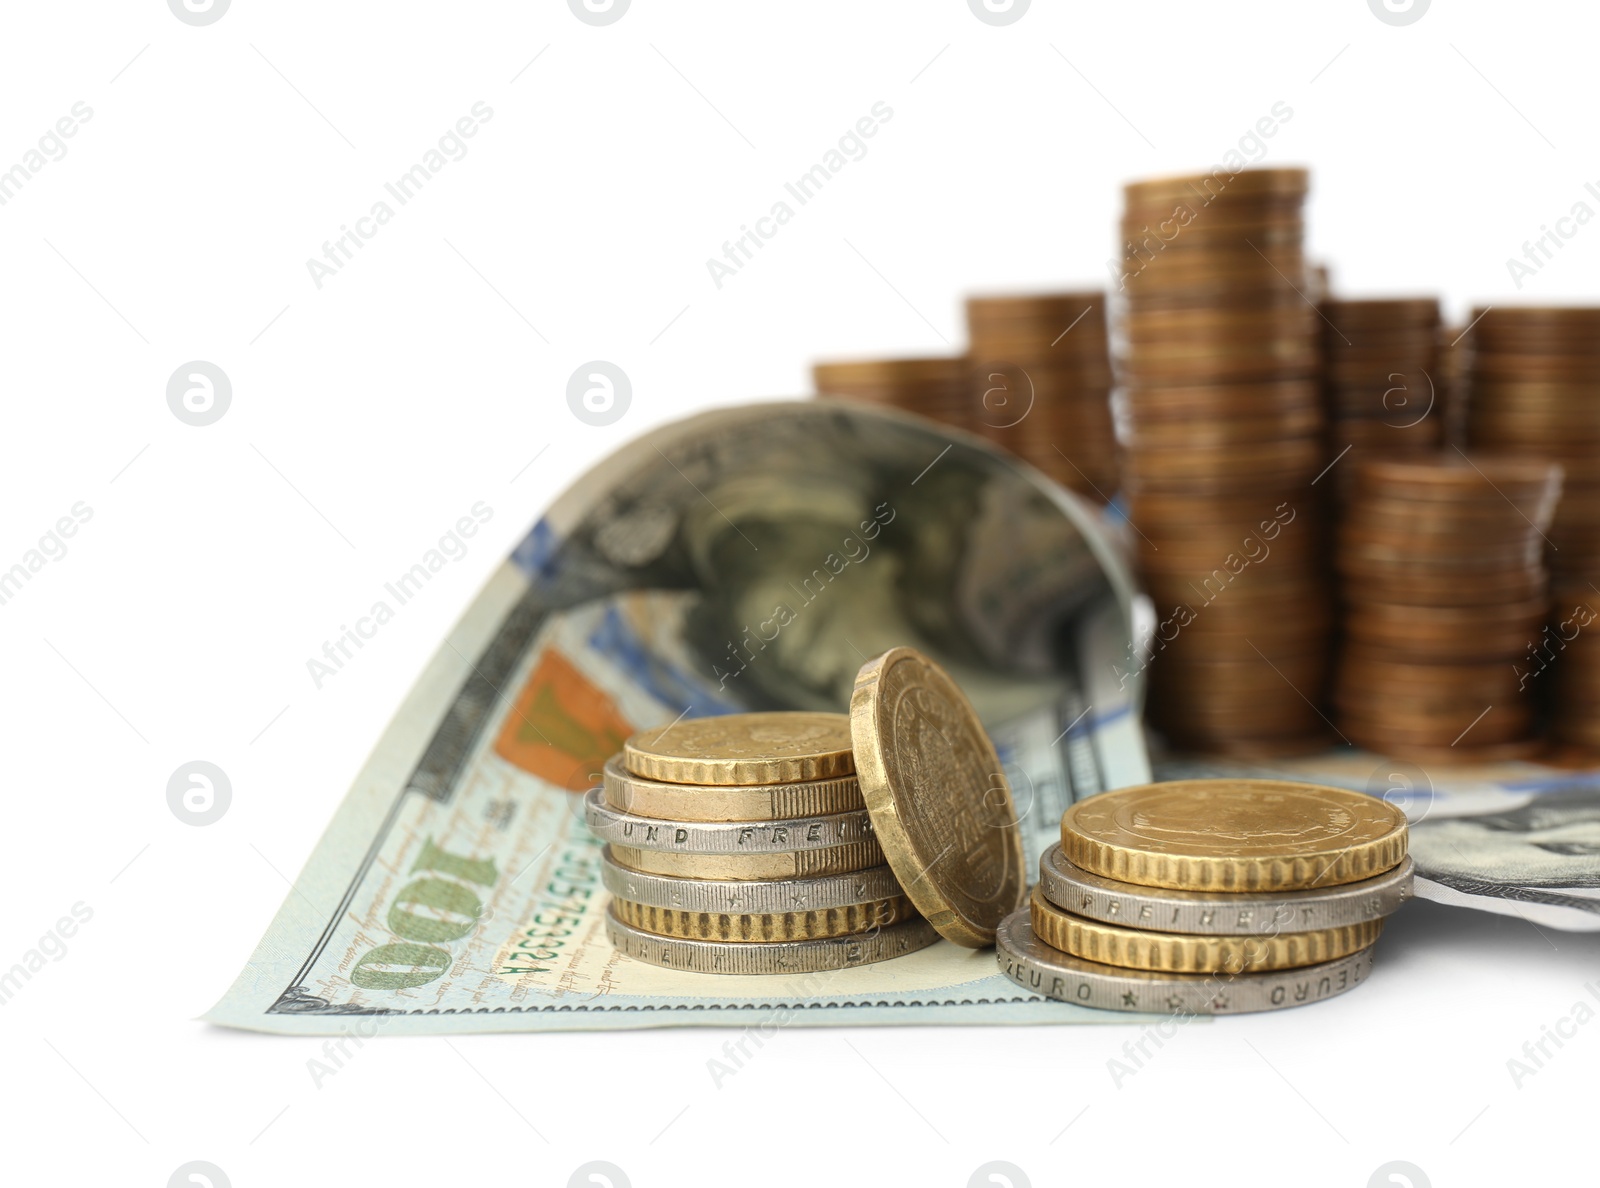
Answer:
[
  {"left": 995, "top": 909, "right": 1375, "bottom": 1015},
  {"left": 1036, "top": 844, "right": 1413, "bottom": 934},
  {"left": 584, "top": 788, "right": 873, "bottom": 853}
]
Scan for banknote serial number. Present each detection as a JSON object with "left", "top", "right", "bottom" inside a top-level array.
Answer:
[{"left": 498, "top": 847, "right": 601, "bottom": 976}]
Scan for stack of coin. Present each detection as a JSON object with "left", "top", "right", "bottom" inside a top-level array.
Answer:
[
  {"left": 964, "top": 292, "right": 1118, "bottom": 501},
  {"left": 596, "top": 650, "right": 1028, "bottom": 972},
  {"left": 996, "top": 779, "right": 1412, "bottom": 1015},
  {"left": 1332, "top": 458, "right": 1562, "bottom": 762},
  {"left": 812, "top": 356, "right": 974, "bottom": 436},
  {"left": 1112, "top": 168, "right": 1333, "bottom": 755},
  {"left": 1321, "top": 298, "right": 1444, "bottom": 497},
  {"left": 1462, "top": 307, "right": 1600, "bottom": 747},
  {"left": 594, "top": 711, "right": 939, "bottom": 973}
]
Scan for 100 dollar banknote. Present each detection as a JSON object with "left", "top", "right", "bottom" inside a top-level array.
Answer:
[{"left": 208, "top": 404, "right": 1151, "bottom": 1033}]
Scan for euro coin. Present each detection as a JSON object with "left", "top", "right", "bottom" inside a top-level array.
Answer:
[
  {"left": 599, "top": 851, "right": 905, "bottom": 914},
  {"left": 610, "top": 892, "right": 917, "bottom": 942},
  {"left": 850, "top": 646, "right": 1025, "bottom": 947},
  {"left": 1029, "top": 887, "right": 1382, "bottom": 974},
  {"left": 607, "top": 840, "right": 883, "bottom": 880},
  {"left": 995, "top": 909, "right": 1375, "bottom": 1015},
  {"left": 1060, "top": 779, "right": 1409, "bottom": 891},
  {"left": 600, "top": 755, "right": 863, "bottom": 822},
  {"left": 1037, "top": 844, "right": 1413, "bottom": 934},
  {"left": 584, "top": 787, "right": 874, "bottom": 853},
  {"left": 622, "top": 711, "right": 854, "bottom": 786},
  {"left": 605, "top": 904, "right": 939, "bottom": 974}
]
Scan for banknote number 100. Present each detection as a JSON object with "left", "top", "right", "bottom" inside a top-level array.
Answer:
[{"left": 348, "top": 838, "right": 499, "bottom": 990}]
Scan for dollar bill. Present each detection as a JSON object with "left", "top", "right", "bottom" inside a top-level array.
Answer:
[
  {"left": 207, "top": 403, "right": 1151, "bottom": 1034},
  {"left": 1153, "top": 753, "right": 1600, "bottom": 930}
]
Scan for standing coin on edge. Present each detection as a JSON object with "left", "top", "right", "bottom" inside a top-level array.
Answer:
[
  {"left": 623, "top": 711, "right": 855, "bottom": 785},
  {"left": 850, "top": 647, "right": 1026, "bottom": 947},
  {"left": 1061, "top": 779, "right": 1409, "bottom": 892}
]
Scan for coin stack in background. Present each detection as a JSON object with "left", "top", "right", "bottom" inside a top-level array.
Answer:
[
  {"left": 964, "top": 292, "right": 1118, "bottom": 502},
  {"left": 1462, "top": 308, "right": 1600, "bottom": 749},
  {"left": 1112, "top": 168, "right": 1333, "bottom": 755},
  {"left": 1321, "top": 298, "right": 1443, "bottom": 498},
  {"left": 593, "top": 712, "right": 938, "bottom": 974},
  {"left": 1332, "top": 459, "right": 1561, "bottom": 762},
  {"left": 812, "top": 356, "right": 974, "bottom": 437},
  {"left": 996, "top": 780, "right": 1412, "bottom": 1014}
]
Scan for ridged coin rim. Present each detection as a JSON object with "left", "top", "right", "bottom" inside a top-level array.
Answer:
[
  {"left": 1037, "top": 845, "right": 1414, "bottom": 934},
  {"left": 995, "top": 909, "right": 1375, "bottom": 1015}
]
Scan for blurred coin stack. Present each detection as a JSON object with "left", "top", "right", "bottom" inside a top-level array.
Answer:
[
  {"left": 1462, "top": 308, "right": 1600, "bottom": 748},
  {"left": 996, "top": 780, "right": 1412, "bottom": 1014},
  {"left": 964, "top": 292, "right": 1118, "bottom": 501},
  {"left": 1111, "top": 168, "right": 1332, "bottom": 755},
  {"left": 591, "top": 711, "right": 938, "bottom": 974},
  {"left": 1321, "top": 298, "right": 1443, "bottom": 497},
  {"left": 812, "top": 356, "right": 974, "bottom": 437},
  {"left": 1333, "top": 458, "right": 1561, "bottom": 762}
]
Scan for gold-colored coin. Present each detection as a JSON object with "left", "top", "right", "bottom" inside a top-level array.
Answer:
[
  {"left": 610, "top": 893, "right": 917, "bottom": 942},
  {"left": 1060, "top": 779, "right": 1408, "bottom": 892},
  {"left": 850, "top": 647, "right": 1025, "bottom": 947},
  {"left": 607, "top": 840, "right": 883, "bottom": 880},
  {"left": 622, "top": 712, "right": 854, "bottom": 786},
  {"left": 1029, "top": 889, "right": 1383, "bottom": 974},
  {"left": 601, "top": 755, "right": 864, "bottom": 823}
]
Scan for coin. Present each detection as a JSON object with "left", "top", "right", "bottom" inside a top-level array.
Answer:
[
  {"left": 623, "top": 711, "right": 854, "bottom": 785},
  {"left": 599, "top": 850, "right": 905, "bottom": 914},
  {"left": 850, "top": 647, "right": 1025, "bottom": 947},
  {"left": 1029, "top": 887, "right": 1382, "bottom": 973},
  {"left": 1036, "top": 844, "right": 1413, "bottom": 934},
  {"left": 1115, "top": 167, "right": 1329, "bottom": 755},
  {"left": 584, "top": 787, "right": 874, "bottom": 853},
  {"left": 966, "top": 291, "right": 1117, "bottom": 501},
  {"left": 1060, "top": 779, "right": 1409, "bottom": 891},
  {"left": 607, "top": 841, "right": 884, "bottom": 880},
  {"left": 812, "top": 356, "right": 973, "bottom": 435},
  {"left": 994, "top": 910, "right": 1374, "bottom": 1015},
  {"left": 601, "top": 755, "right": 864, "bottom": 822},
  {"left": 610, "top": 892, "right": 917, "bottom": 942},
  {"left": 605, "top": 904, "right": 939, "bottom": 974}
]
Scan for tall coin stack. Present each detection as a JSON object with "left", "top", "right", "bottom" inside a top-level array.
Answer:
[
  {"left": 1333, "top": 459, "right": 1562, "bottom": 762},
  {"left": 812, "top": 356, "right": 974, "bottom": 437},
  {"left": 996, "top": 780, "right": 1412, "bottom": 1015},
  {"left": 1112, "top": 168, "right": 1332, "bottom": 755},
  {"left": 1321, "top": 298, "right": 1443, "bottom": 497},
  {"left": 592, "top": 712, "right": 939, "bottom": 974},
  {"left": 1462, "top": 308, "right": 1600, "bottom": 748},
  {"left": 964, "top": 292, "right": 1118, "bottom": 502}
]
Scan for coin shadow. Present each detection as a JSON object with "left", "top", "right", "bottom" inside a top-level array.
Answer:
[{"left": 1373, "top": 896, "right": 1600, "bottom": 980}]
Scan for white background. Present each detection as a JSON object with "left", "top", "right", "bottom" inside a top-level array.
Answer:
[{"left": 3, "top": 1, "right": 1597, "bottom": 1185}]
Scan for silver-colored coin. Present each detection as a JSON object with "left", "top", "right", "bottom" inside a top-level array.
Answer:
[
  {"left": 995, "top": 909, "right": 1375, "bottom": 1015},
  {"left": 584, "top": 787, "right": 873, "bottom": 853},
  {"left": 600, "top": 849, "right": 903, "bottom": 913},
  {"left": 1037, "top": 844, "right": 1414, "bottom": 934},
  {"left": 605, "top": 904, "right": 939, "bottom": 974}
]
